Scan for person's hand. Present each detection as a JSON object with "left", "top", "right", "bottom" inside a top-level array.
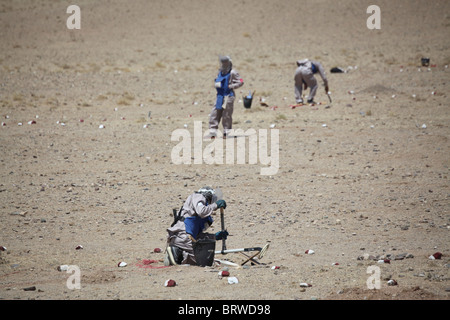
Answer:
[
  {"left": 215, "top": 230, "right": 228, "bottom": 240},
  {"left": 325, "top": 85, "right": 329, "bottom": 93},
  {"left": 303, "top": 83, "right": 308, "bottom": 90},
  {"left": 215, "top": 199, "right": 227, "bottom": 209}
]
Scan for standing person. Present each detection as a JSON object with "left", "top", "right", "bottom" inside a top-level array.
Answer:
[
  {"left": 209, "top": 55, "right": 244, "bottom": 138},
  {"left": 294, "top": 59, "right": 329, "bottom": 105},
  {"left": 165, "top": 187, "right": 228, "bottom": 266}
]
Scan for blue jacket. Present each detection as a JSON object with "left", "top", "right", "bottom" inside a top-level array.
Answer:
[
  {"left": 215, "top": 71, "right": 234, "bottom": 109},
  {"left": 184, "top": 215, "right": 213, "bottom": 240}
]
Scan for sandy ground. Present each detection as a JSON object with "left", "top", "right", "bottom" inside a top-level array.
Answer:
[{"left": 0, "top": 0, "right": 449, "bottom": 301}]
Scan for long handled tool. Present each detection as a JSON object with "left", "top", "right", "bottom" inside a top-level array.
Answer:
[
  {"left": 220, "top": 207, "right": 227, "bottom": 254},
  {"left": 214, "top": 188, "right": 270, "bottom": 265},
  {"left": 215, "top": 206, "right": 270, "bottom": 265}
]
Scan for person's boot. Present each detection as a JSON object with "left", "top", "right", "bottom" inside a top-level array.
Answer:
[{"left": 164, "top": 246, "right": 183, "bottom": 266}]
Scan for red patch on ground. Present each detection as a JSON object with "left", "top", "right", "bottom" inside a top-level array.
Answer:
[{"left": 135, "top": 259, "right": 171, "bottom": 269}]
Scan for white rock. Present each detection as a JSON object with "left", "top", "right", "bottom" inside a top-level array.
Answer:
[
  {"left": 227, "top": 277, "right": 239, "bottom": 284},
  {"left": 300, "top": 283, "right": 312, "bottom": 287},
  {"left": 58, "top": 265, "right": 69, "bottom": 271}
]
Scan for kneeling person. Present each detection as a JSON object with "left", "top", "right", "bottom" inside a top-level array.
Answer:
[{"left": 165, "top": 187, "right": 228, "bottom": 266}]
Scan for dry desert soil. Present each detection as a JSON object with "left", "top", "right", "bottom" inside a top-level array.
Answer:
[{"left": 0, "top": 0, "right": 449, "bottom": 302}]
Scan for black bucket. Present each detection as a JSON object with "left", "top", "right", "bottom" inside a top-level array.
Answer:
[
  {"left": 421, "top": 58, "right": 430, "bottom": 67},
  {"left": 193, "top": 239, "right": 216, "bottom": 266},
  {"left": 243, "top": 91, "right": 254, "bottom": 109},
  {"left": 243, "top": 97, "right": 252, "bottom": 109}
]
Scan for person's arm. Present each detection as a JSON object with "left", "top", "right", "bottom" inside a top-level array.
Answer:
[
  {"left": 229, "top": 70, "right": 244, "bottom": 90},
  {"left": 312, "top": 61, "right": 329, "bottom": 92},
  {"left": 195, "top": 200, "right": 216, "bottom": 218}
]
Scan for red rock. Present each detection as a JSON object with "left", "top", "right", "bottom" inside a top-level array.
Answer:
[
  {"left": 165, "top": 279, "right": 176, "bottom": 287},
  {"left": 433, "top": 252, "right": 442, "bottom": 259}
]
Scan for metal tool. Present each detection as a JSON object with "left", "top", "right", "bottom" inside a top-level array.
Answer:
[
  {"left": 214, "top": 188, "right": 270, "bottom": 265},
  {"left": 220, "top": 207, "right": 227, "bottom": 254},
  {"left": 215, "top": 243, "right": 270, "bottom": 265}
]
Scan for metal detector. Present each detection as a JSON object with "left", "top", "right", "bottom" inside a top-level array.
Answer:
[
  {"left": 213, "top": 188, "right": 270, "bottom": 265},
  {"left": 215, "top": 243, "right": 270, "bottom": 266},
  {"left": 213, "top": 188, "right": 270, "bottom": 266}
]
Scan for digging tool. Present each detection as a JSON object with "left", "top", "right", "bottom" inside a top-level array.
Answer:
[
  {"left": 327, "top": 92, "right": 332, "bottom": 103},
  {"left": 214, "top": 188, "right": 227, "bottom": 254},
  {"left": 220, "top": 207, "right": 227, "bottom": 254}
]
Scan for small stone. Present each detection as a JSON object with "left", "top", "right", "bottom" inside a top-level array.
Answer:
[
  {"left": 227, "top": 277, "right": 239, "bottom": 284},
  {"left": 387, "top": 279, "right": 398, "bottom": 286},
  {"left": 58, "top": 265, "right": 69, "bottom": 271},
  {"left": 218, "top": 271, "right": 230, "bottom": 277},
  {"left": 432, "top": 252, "right": 442, "bottom": 259},
  {"left": 394, "top": 253, "right": 408, "bottom": 260},
  {"left": 164, "top": 279, "right": 176, "bottom": 287},
  {"left": 300, "top": 283, "right": 312, "bottom": 287},
  {"left": 23, "top": 286, "right": 36, "bottom": 291}
]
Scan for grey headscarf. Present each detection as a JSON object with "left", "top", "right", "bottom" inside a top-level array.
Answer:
[
  {"left": 296, "top": 59, "right": 309, "bottom": 67},
  {"left": 219, "top": 55, "right": 232, "bottom": 74},
  {"left": 197, "top": 186, "right": 217, "bottom": 204}
]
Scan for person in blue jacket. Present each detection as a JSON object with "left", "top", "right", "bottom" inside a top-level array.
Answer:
[
  {"left": 209, "top": 55, "right": 244, "bottom": 138},
  {"left": 165, "top": 187, "right": 228, "bottom": 265}
]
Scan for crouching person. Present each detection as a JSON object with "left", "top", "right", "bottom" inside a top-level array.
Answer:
[{"left": 165, "top": 187, "right": 228, "bottom": 266}]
